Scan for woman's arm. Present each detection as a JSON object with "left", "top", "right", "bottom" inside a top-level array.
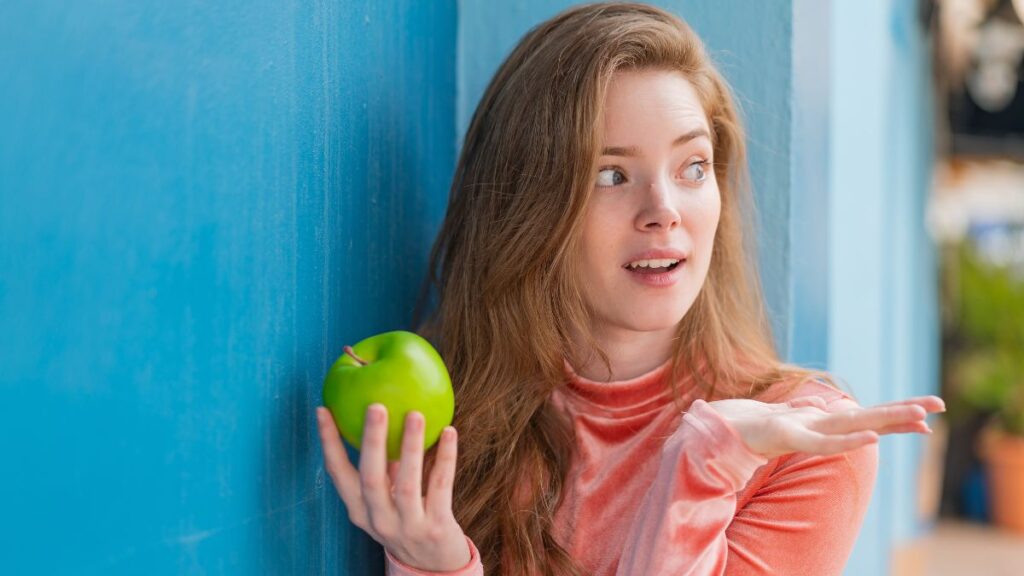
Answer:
[
  {"left": 614, "top": 398, "right": 775, "bottom": 574},
  {"left": 722, "top": 405, "right": 878, "bottom": 575},
  {"left": 615, "top": 397, "right": 880, "bottom": 575}
]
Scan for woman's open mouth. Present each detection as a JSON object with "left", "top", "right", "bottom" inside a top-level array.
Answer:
[{"left": 623, "top": 259, "right": 685, "bottom": 287}]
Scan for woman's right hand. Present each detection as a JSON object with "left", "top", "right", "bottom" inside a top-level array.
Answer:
[{"left": 316, "top": 403, "right": 472, "bottom": 572}]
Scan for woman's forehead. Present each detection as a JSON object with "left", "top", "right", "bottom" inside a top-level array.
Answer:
[{"left": 601, "top": 70, "right": 711, "bottom": 140}]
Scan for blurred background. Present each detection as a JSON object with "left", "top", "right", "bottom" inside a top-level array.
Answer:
[
  {"left": 898, "top": 0, "right": 1024, "bottom": 574},
  {"left": 1, "top": 0, "right": 1022, "bottom": 574}
]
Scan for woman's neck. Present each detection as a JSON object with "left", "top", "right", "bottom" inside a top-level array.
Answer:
[{"left": 570, "top": 325, "right": 677, "bottom": 382}]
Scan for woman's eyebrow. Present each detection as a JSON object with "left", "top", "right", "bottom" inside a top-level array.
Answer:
[{"left": 601, "top": 127, "right": 711, "bottom": 157}]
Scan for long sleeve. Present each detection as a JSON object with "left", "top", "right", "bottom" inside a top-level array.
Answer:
[
  {"left": 615, "top": 397, "right": 879, "bottom": 576},
  {"left": 385, "top": 534, "right": 484, "bottom": 576}
]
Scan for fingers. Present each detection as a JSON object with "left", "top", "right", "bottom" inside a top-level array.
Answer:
[
  {"left": 393, "top": 411, "right": 426, "bottom": 524},
  {"left": 359, "top": 404, "right": 400, "bottom": 531},
  {"left": 874, "top": 395, "right": 946, "bottom": 414},
  {"left": 786, "top": 395, "right": 945, "bottom": 414},
  {"left": 814, "top": 404, "right": 927, "bottom": 436},
  {"left": 875, "top": 420, "right": 931, "bottom": 435},
  {"left": 789, "top": 427, "right": 879, "bottom": 456},
  {"left": 786, "top": 396, "right": 827, "bottom": 410},
  {"left": 316, "top": 407, "right": 369, "bottom": 527},
  {"left": 425, "top": 426, "right": 458, "bottom": 521}
]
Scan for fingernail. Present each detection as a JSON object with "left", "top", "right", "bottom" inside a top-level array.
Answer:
[{"left": 408, "top": 411, "right": 423, "bottom": 430}]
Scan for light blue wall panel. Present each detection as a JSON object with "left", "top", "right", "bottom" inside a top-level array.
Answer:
[
  {"left": 789, "top": 0, "right": 832, "bottom": 370},
  {"left": 884, "top": 0, "right": 940, "bottom": 547},
  {"left": 830, "top": 0, "right": 939, "bottom": 573},
  {"left": 830, "top": 1, "right": 894, "bottom": 572},
  {"left": 0, "top": 1, "right": 456, "bottom": 574}
]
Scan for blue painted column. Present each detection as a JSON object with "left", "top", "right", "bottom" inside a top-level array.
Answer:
[
  {"left": 829, "top": 0, "right": 939, "bottom": 573},
  {"left": 830, "top": 1, "right": 893, "bottom": 572},
  {"left": 884, "top": 0, "right": 940, "bottom": 552},
  {"left": 789, "top": 0, "right": 832, "bottom": 370},
  {"left": 0, "top": 2, "right": 455, "bottom": 574}
]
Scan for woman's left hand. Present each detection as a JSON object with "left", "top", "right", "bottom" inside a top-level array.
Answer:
[{"left": 705, "top": 395, "right": 945, "bottom": 460}]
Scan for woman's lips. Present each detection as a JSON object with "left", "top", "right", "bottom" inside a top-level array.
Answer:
[{"left": 623, "top": 261, "right": 685, "bottom": 287}]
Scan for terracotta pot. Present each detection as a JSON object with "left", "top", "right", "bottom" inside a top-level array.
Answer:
[{"left": 977, "top": 425, "right": 1024, "bottom": 534}]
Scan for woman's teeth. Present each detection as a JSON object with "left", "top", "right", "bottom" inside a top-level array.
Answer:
[{"left": 626, "top": 258, "right": 679, "bottom": 269}]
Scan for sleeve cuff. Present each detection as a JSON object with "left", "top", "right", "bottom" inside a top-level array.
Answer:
[
  {"left": 385, "top": 534, "right": 482, "bottom": 576},
  {"left": 682, "top": 399, "right": 770, "bottom": 490}
]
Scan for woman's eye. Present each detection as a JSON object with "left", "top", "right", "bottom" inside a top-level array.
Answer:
[
  {"left": 682, "top": 160, "right": 709, "bottom": 183},
  {"left": 596, "top": 168, "right": 626, "bottom": 187}
]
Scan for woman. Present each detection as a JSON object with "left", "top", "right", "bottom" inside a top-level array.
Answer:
[{"left": 316, "top": 3, "right": 944, "bottom": 574}]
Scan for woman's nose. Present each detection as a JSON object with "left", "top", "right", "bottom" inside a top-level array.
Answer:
[{"left": 636, "top": 177, "right": 681, "bottom": 231}]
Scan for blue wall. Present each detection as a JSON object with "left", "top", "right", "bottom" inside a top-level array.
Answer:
[
  {"left": 0, "top": 1, "right": 455, "bottom": 573},
  {"left": 789, "top": 0, "right": 832, "bottom": 370}
]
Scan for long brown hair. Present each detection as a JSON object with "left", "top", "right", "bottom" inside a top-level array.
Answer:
[{"left": 412, "top": 3, "right": 851, "bottom": 574}]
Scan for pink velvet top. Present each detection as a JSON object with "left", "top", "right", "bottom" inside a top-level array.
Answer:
[{"left": 385, "top": 357, "right": 879, "bottom": 575}]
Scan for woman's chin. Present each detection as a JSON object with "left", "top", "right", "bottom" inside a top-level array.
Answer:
[{"left": 614, "top": 312, "right": 688, "bottom": 334}]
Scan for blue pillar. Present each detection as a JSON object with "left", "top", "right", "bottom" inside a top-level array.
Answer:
[
  {"left": 829, "top": 0, "right": 939, "bottom": 573},
  {"left": 0, "top": 2, "right": 456, "bottom": 574}
]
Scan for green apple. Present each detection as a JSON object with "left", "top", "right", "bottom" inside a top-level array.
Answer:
[{"left": 322, "top": 330, "right": 454, "bottom": 461}]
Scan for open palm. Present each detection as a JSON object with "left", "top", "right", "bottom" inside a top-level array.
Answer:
[{"left": 704, "top": 395, "right": 945, "bottom": 460}]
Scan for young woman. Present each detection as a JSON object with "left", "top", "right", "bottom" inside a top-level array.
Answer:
[{"left": 316, "top": 3, "right": 944, "bottom": 575}]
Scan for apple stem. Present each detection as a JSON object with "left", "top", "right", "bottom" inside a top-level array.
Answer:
[{"left": 343, "top": 345, "right": 369, "bottom": 366}]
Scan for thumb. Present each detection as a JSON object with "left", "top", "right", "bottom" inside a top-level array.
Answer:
[{"left": 786, "top": 396, "right": 827, "bottom": 410}]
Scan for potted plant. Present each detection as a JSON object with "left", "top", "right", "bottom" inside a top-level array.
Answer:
[{"left": 947, "top": 240, "right": 1024, "bottom": 533}]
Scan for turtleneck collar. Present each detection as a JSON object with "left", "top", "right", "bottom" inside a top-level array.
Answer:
[{"left": 560, "top": 356, "right": 685, "bottom": 414}]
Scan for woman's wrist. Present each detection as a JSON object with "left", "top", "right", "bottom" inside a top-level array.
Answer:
[{"left": 385, "top": 533, "right": 476, "bottom": 574}]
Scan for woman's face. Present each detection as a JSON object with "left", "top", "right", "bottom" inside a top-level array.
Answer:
[{"left": 578, "top": 69, "right": 721, "bottom": 338}]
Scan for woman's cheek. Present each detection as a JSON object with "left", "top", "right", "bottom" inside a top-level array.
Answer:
[{"left": 701, "top": 190, "right": 722, "bottom": 240}]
